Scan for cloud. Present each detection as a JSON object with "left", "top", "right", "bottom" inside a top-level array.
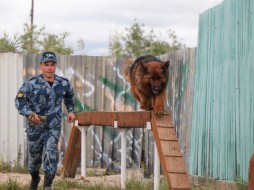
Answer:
[{"left": 0, "top": 0, "right": 223, "bottom": 55}]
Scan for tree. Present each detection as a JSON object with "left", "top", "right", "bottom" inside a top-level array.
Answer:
[
  {"left": 109, "top": 30, "right": 124, "bottom": 57},
  {"left": 40, "top": 32, "right": 73, "bottom": 55},
  {"left": 18, "top": 23, "right": 44, "bottom": 53},
  {"left": 123, "top": 21, "right": 147, "bottom": 57},
  {"left": 0, "top": 23, "right": 84, "bottom": 55},
  {"left": 0, "top": 33, "right": 18, "bottom": 52},
  {"left": 109, "top": 20, "right": 185, "bottom": 57}
]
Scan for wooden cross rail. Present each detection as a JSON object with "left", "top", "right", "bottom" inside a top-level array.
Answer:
[{"left": 61, "top": 111, "right": 190, "bottom": 190}]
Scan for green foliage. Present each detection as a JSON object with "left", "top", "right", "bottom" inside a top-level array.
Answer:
[
  {"left": 125, "top": 179, "right": 153, "bottom": 190},
  {"left": 235, "top": 177, "right": 248, "bottom": 190},
  {"left": 40, "top": 32, "right": 73, "bottom": 55},
  {"left": 0, "top": 23, "right": 84, "bottom": 55},
  {"left": 109, "top": 30, "right": 123, "bottom": 58},
  {"left": 0, "top": 178, "right": 28, "bottom": 190},
  {"left": 0, "top": 148, "right": 29, "bottom": 174},
  {"left": 0, "top": 177, "right": 169, "bottom": 190},
  {"left": 0, "top": 33, "right": 18, "bottom": 52},
  {"left": 0, "top": 160, "right": 12, "bottom": 172},
  {"left": 18, "top": 23, "right": 44, "bottom": 53},
  {"left": 123, "top": 21, "right": 147, "bottom": 57},
  {"left": 77, "top": 38, "right": 85, "bottom": 52},
  {"left": 109, "top": 20, "right": 185, "bottom": 57},
  {"left": 53, "top": 179, "right": 119, "bottom": 190}
]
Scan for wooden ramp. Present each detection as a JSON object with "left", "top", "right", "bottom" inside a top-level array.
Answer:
[
  {"left": 152, "top": 113, "right": 190, "bottom": 189},
  {"left": 61, "top": 111, "right": 190, "bottom": 190}
]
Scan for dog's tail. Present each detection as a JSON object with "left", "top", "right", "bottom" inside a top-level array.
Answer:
[{"left": 122, "top": 57, "right": 133, "bottom": 82}]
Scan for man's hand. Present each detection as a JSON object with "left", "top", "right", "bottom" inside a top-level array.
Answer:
[
  {"left": 28, "top": 113, "right": 41, "bottom": 125},
  {"left": 67, "top": 112, "right": 75, "bottom": 123}
]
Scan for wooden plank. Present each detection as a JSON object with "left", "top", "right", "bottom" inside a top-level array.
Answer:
[
  {"left": 165, "top": 157, "right": 187, "bottom": 173},
  {"left": 60, "top": 125, "right": 81, "bottom": 178},
  {"left": 168, "top": 173, "right": 191, "bottom": 190},
  {"left": 161, "top": 141, "right": 182, "bottom": 157},
  {"left": 152, "top": 113, "right": 173, "bottom": 127},
  {"left": 157, "top": 127, "right": 178, "bottom": 141},
  {"left": 75, "top": 111, "right": 151, "bottom": 128}
]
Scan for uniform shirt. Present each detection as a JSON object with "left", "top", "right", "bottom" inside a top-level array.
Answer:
[{"left": 15, "top": 74, "right": 75, "bottom": 128}]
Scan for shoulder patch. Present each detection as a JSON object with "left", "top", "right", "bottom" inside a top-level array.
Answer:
[{"left": 17, "top": 91, "right": 26, "bottom": 98}]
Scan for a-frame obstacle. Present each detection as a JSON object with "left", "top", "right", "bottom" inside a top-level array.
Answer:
[{"left": 61, "top": 111, "right": 190, "bottom": 190}]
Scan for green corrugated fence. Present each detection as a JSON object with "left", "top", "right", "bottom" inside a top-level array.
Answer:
[{"left": 190, "top": 0, "right": 254, "bottom": 181}]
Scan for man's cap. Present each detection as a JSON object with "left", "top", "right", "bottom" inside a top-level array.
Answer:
[{"left": 41, "top": 51, "right": 57, "bottom": 63}]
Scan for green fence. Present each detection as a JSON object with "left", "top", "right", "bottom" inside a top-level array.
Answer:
[{"left": 190, "top": 0, "right": 254, "bottom": 181}]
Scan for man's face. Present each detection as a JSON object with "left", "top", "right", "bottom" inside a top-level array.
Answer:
[{"left": 40, "top": 61, "right": 56, "bottom": 80}]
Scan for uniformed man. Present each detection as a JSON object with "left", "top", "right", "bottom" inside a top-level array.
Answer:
[{"left": 15, "top": 51, "right": 75, "bottom": 190}]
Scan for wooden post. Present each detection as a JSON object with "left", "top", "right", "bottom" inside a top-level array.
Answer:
[{"left": 249, "top": 153, "right": 254, "bottom": 190}]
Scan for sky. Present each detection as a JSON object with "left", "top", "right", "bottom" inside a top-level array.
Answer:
[{"left": 0, "top": 0, "right": 223, "bottom": 56}]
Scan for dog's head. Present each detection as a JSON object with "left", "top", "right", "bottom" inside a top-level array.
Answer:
[{"left": 140, "top": 59, "right": 169, "bottom": 94}]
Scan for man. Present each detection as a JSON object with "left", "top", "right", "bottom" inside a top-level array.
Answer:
[{"left": 15, "top": 51, "right": 75, "bottom": 190}]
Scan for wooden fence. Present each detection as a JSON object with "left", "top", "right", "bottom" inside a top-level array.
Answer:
[{"left": 0, "top": 48, "right": 195, "bottom": 175}]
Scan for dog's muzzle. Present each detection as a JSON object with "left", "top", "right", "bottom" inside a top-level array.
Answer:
[{"left": 152, "top": 87, "right": 161, "bottom": 94}]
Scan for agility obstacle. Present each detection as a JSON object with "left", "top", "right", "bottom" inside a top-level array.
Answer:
[{"left": 61, "top": 111, "right": 190, "bottom": 190}]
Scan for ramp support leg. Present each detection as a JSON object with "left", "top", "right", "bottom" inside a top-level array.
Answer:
[
  {"left": 120, "top": 128, "right": 127, "bottom": 189},
  {"left": 154, "top": 144, "right": 160, "bottom": 190},
  {"left": 77, "top": 126, "right": 89, "bottom": 178}
]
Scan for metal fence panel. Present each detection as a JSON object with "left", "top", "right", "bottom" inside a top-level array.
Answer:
[
  {"left": 190, "top": 0, "right": 254, "bottom": 181},
  {"left": 0, "top": 53, "right": 25, "bottom": 165}
]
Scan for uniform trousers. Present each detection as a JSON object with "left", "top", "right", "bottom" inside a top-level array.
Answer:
[{"left": 26, "top": 125, "right": 61, "bottom": 175}]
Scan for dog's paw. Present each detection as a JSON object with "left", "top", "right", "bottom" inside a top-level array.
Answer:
[
  {"left": 141, "top": 106, "right": 152, "bottom": 111},
  {"left": 153, "top": 106, "right": 164, "bottom": 115},
  {"left": 141, "top": 103, "right": 152, "bottom": 111},
  {"left": 154, "top": 110, "right": 164, "bottom": 115}
]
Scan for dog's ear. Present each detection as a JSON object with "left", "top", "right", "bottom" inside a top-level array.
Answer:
[
  {"left": 162, "top": 61, "right": 169, "bottom": 71},
  {"left": 140, "top": 61, "right": 148, "bottom": 73}
]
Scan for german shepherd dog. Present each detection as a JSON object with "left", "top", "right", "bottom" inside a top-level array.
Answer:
[{"left": 123, "top": 55, "right": 169, "bottom": 115}]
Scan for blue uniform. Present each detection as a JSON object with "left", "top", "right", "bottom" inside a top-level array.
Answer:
[{"left": 15, "top": 74, "right": 75, "bottom": 175}]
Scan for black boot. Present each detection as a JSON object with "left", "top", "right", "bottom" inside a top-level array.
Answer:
[
  {"left": 29, "top": 171, "right": 41, "bottom": 190},
  {"left": 43, "top": 174, "right": 55, "bottom": 190}
]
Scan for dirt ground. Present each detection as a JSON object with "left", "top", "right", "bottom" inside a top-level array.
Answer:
[
  {"left": 0, "top": 169, "right": 237, "bottom": 190},
  {"left": 0, "top": 169, "right": 145, "bottom": 187}
]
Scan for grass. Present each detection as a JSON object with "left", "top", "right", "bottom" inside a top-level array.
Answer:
[
  {"left": 0, "top": 160, "right": 28, "bottom": 174},
  {"left": 0, "top": 159, "right": 249, "bottom": 190},
  {"left": 0, "top": 174, "right": 250, "bottom": 190},
  {"left": 0, "top": 178, "right": 29, "bottom": 190},
  {"left": 0, "top": 147, "right": 29, "bottom": 174},
  {"left": 0, "top": 177, "right": 168, "bottom": 190},
  {"left": 235, "top": 177, "right": 248, "bottom": 190}
]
